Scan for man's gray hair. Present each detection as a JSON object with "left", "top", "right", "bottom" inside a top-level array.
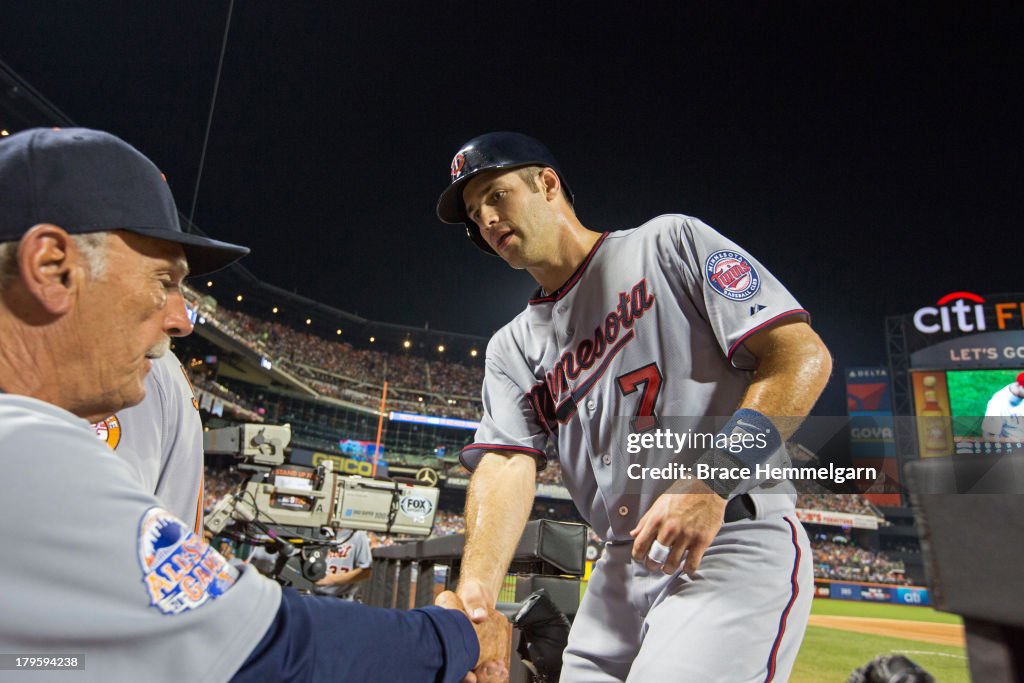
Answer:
[{"left": 0, "top": 231, "right": 110, "bottom": 292}]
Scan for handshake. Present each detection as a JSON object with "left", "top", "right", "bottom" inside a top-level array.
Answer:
[
  {"left": 436, "top": 586, "right": 571, "bottom": 683},
  {"left": 436, "top": 591, "right": 512, "bottom": 682}
]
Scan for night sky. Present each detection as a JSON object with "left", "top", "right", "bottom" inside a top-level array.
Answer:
[{"left": 2, "top": 3, "right": 1021, "bottom": 414}]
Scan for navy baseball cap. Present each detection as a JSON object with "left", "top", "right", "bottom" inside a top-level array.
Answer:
[{"left": 0, "top": 127, "right": 249, "bottom": 275}]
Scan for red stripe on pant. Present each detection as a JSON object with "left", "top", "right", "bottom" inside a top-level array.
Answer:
[{"left": 765, "top": 516, "right": 801, "bottom": 682}]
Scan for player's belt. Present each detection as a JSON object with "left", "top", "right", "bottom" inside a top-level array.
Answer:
[{"left": 723, "top": 494, "right": 756, "bottom": 523}]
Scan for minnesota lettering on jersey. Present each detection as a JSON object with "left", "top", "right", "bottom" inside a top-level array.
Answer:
[{"left": 528, "top": 279, "right": 655, "bottom": 430}]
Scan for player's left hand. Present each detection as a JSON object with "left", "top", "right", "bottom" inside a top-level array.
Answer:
[{"left": 629, "top": 477, "right": 727, "bottom": 575}]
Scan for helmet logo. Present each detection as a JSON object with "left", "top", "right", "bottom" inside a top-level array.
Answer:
[{"left": 450, "top": 153, "right": 466, "bottom": 181}]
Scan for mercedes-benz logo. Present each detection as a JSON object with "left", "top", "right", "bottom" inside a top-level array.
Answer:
[{"left": 416, "top": 467, "right": 440, "bottom": 487}]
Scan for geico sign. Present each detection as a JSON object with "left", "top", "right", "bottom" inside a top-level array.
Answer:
[
  {"left": 337, "top": 459, "right": 373, "bottom": 476},
  {"left": 914, "top": 291, "right": 1024, "bottom": 334},
  {"left": 913, "top": 292, "right": 986, "bottom": 334}
]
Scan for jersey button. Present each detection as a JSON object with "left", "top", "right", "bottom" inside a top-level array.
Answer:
[
  {"left": 586, "top": 400, "right": 596, "bottom": 411},
  {"left": 602, "top": 453, "right": 612, "bottom": 466},
  {"left": 566, "top": 327, "right": 575, "bottom": 336},
  {"left": 618, "top": 505, "right": 629, "bottom": 516}
]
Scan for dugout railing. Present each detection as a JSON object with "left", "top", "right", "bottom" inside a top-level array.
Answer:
[{"left": 366, "top": 519, "right": 587, "bottom": 682}]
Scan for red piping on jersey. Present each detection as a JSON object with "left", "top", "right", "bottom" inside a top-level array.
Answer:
[
  {"left": 764, "top": 516, "right": 801, "bottom": 682},
  {"left": 459, "top": 444, "right": 548, "bottom": 472},
  {"left": 726, "top": 310, "right": 809, "bottom": 363},
  {"left": 528, "top": 232, "right": 609, "bottom": 304}
]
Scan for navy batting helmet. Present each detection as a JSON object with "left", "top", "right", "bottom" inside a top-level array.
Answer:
[{"left": 436, "top": 132, "right": 574, "bottom": 255}]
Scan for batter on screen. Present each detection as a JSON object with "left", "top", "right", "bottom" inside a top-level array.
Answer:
[{"left": 436, "top": 132, "right": 833, "bottom": 681}]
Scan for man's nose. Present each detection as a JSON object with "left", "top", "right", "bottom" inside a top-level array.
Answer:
[
  {"left": 165, "top": 291, "right": 194, "bottom": 337},
  {"left": 479, "top": 204, "right": 500, "bottom": 229}
]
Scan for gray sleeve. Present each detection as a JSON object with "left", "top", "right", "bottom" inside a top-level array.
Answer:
[
  {"left": 675, "top": 216, "right": 809, "bottom": 370},
  {"left": 460, "top": 339, "right": 550, "bottom": 472},
  {"left": 0, "top": 406, "right": 281, "bottom": 683}
]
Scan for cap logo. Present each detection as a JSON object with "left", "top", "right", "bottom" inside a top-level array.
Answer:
[{"left": 450, "top": 153, "right": 466, "bottom": 181}]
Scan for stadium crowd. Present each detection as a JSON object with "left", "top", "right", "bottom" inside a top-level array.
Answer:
[
  {"left": 195, "top": 301, "right": 485, "bottom": 419},
  {"left": 796, "top": 493, "right": 883, "bottom": 518},
  {"left": 202, "top": 464, "right": 247, "bottom": 518},
  {"left": 811, "top": 539, "right": 910, "bottom": 585}
]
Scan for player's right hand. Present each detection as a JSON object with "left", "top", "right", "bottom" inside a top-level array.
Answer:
[
  {"left": 452, "top": 576, "right": 497, "bottom": 624},
  {"left": 629, "top": 477, "right": 727, "bottom": 575},
  {"left": 436, "top": 590, "right": 511, "bottom": 681}
]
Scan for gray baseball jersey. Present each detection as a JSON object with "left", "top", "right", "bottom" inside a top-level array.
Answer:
[
  {"left": 313, "top": 530, "right": 373, "bottom": 599},
  {"left": 0, "top": 394, "right": 280, "bottom": 683},
  {"left": 92, "top": 351, "right": 205, "bottom": 532},
  {"left": 463, "top": 214, "right": 807, "bottom": 541},
  {"left": 463, "top": 214, "right": 813, "bottom": 681}
]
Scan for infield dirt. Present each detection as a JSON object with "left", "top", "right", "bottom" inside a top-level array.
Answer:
[{"left": 808, "top": 615, "right": 964, "bottom": 647}]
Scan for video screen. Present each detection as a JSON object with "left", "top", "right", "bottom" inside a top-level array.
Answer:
[{"left": 912, "top": 369, "right": 1024, "bottom": 455}]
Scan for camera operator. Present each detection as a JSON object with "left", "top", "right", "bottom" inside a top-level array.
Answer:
[{"left": 0, "top": 128, "right": 508, "bottom": 682}]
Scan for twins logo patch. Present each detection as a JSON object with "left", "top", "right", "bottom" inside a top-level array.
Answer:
[
  {"left": 92, "top": 415, "right": 122, "bottom": 449},
  {"left": 137, "top": 507, "right": 238, "bottom": 615},
  {"left": 705, "top": 250, "right": 761, "bottom": 301},
  {"left": 450, "top": 153, "right": 466, "bottom": 180}
]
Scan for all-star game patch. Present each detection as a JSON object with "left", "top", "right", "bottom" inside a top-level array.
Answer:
[
  {"left": 705, "top": 250, "right": 761, "bottom": 301},
  {"left": 137, "top": 507, "right": 238, "bottom": 615}
]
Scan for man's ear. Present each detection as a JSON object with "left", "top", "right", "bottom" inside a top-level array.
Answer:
[
  {"left": 16, "top": 224, "right": 80, "bottom": 315},
  {"left": 539, "top": 167, "right": 562, "bottom": 202}
]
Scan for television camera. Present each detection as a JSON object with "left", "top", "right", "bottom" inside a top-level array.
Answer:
[{"left": 203, "top": 423, "right": 440, "bottom": 591}]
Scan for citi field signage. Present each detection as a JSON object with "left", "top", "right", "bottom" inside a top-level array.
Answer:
[{"left": 913, "top": 292, "right": 1024, "bottom": 335}]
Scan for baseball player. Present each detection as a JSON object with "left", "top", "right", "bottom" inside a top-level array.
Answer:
[
  {"left": 0, "top": 127, "right": 508, "bottom": 682},
  {"left": 981, "top": 371, "right": 1024, "bottom": 443},
  {"left": 436, "top": 132, "right": 833, "bottom": 681},
  {"left": 92, "top": 349, "right": 205, "bottom": 532},
  {"left": 314, "top": 527, "right": 373, "bottom": 600}
]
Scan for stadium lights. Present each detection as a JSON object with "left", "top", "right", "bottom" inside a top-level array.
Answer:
[
  {"left": 236, "top": 295, "right": 243, "bottom": 302},
  {"left": 272, "top": 307, "right": 279, "bottom": 314},
  {"left": 403, "top": 340, "right": 411, "bottom": 349},
  {"left": 305, "top": 318, "right": 312, "bottom": 325},
  {"left": 437, "top": 345, "right": 445, "bottom": 353},
  {"left": 1, "top": 130, "right": 9, "bottom": 136},
  {"left": 470, "top": 349, "right": 478, "bottom": 357},
  {"left": 336, "top": 329, "right": 342, "bottom": 335},
  {"left": 370, "top": 336, "right": 376, "bottom": 343},
  {"left": 206, "top": 281, "right": 213, "bottom": 287}
]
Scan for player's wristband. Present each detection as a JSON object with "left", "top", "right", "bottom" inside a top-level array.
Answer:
[{"left": 695, "top": 409, "right": 782, "bottom": 499}]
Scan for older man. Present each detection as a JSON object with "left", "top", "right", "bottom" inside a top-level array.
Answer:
[{"left": 0, "top": 128, "right": 506, "bottom": 682}]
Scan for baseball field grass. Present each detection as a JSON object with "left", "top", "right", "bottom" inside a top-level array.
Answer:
[{"left": 790, "top": 599, "right": 969, "bottom": 682}]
